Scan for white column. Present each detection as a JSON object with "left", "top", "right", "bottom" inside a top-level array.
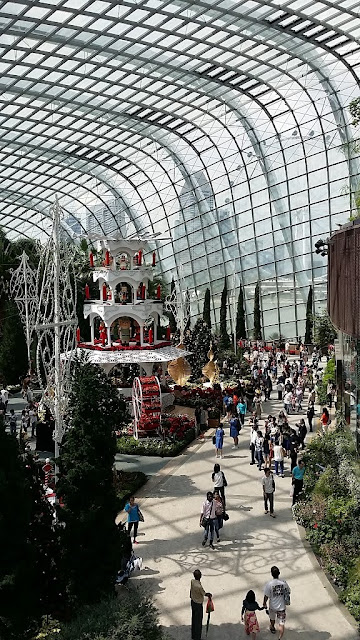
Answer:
[
  {"left": 106, "top": 325, "right": 111, "bottom": 346},
  {"left": 140, "top": 324, "right": 144, "bottom": 346},
  {"left": 90, "top": 319, "right": 95, "bottom": 343},
  {"left": 153, "top": 318, "right": 158, "bottom": 344}
]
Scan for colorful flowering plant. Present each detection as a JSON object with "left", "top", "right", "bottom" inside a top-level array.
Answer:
[{"left": 173, "top": 386, "right": 222, "bottom": 409}]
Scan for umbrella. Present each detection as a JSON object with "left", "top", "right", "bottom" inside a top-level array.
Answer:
[{"left": 205, "top": 596, "right": 214, "bottom": 637}]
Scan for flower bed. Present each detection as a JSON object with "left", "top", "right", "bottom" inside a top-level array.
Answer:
[
  {"left": 293, "top": 421, "right": 360, "bottom": 625},
  {"left": 115, "top": 470, "right": 148, "bottom": 510},
  {"left": 173, "top": 385, "right": 222, "bottom": 409},
  {"left": 117, "top": 414, "right": 196, "bottom": 456}
]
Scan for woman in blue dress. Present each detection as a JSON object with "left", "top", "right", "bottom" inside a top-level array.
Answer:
[{"left": 215, "top": 423, "right": 225, "bottom": 458}]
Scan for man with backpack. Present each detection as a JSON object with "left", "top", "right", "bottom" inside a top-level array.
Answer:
[{"left": 263, "top": 566, "right": 291, "bottom": 639}]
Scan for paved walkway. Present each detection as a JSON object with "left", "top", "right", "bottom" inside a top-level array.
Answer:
[{"left": 128, "top": 390, "right": 357, "bottom": 640}]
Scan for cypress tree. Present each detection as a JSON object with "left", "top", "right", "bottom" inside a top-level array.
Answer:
[
  {"left": 219, "top": 278, "right": 230, "bottom": 349},
  {"left": 203, "top": 288, "right": 211, "bottom": 328},
  {"left": 253, "top": 282, "right": 262, "bottom": 341},
  {"left": 304, "top": 285, "right": 313, "bottom": 344},
  {"left": 236, "top": 284, "right": 246, "bottom": 340},
  {"left": 187, "top": 318, "right": 212, "bottom": 379},
  {"left": 184, "top": 287, "right": 191, "bottom": 333},
  {"left": 57, "top": 360, "right": 127, "bottom": 608}
]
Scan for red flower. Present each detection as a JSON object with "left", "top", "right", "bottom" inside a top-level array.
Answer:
[{"left": 313, "top": 523, "right": 318, "bottom": 529}]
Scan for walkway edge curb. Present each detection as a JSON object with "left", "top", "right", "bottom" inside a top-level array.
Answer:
[
  {"left": 296, "top": 521, "right": 359, "bottom": 632},
  {"left": 116, "top": 431, "right": 213, "bottom": 522}
]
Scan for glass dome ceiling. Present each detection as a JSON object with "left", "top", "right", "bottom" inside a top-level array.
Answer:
[{"left": 0, "top": 0, "right": 359, "bottom": 338}]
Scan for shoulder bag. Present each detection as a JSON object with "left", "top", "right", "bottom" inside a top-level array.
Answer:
[
  {"left": 137, "top": 506, "right": 144, "bottom": 522},
  {"left": 222, "top": 471, "right": 228, "bottom": 487}
]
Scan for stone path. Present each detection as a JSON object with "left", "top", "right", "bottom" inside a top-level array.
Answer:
[{"left": 126, "top": 387, "right": 358, "bottom": 640}]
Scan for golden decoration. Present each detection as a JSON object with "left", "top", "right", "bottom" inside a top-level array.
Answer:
[
  {"left": 167, "top": 343, "right": 192, "bottom": 386},
  {"left": 202, "top": 346, "right": 220, "bottom": 385}
]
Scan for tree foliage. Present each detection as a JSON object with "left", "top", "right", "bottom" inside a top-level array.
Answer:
[
  {"left": 349, "top": 97, "right": 360, "bottom": 128},
  {"left": 0, "top": 419, "right": 35, "bottom": 639},
  {"left": 236, "top": 284, "right": 246, "bottom": 340},
  {"left": 0, "top": 299, "right": 28, "bottom": 384},
  {"left": 219, "top": 278, "right": 230, "bottom": 350},
  {"left": 304, "top": 285, "right": 313, "bottom": 344},
  {"left": 186, "top": 318, "right": 212, "bottom": 379},
  {"left": 253, "top": 282, "right": 262, "bottom": 341},
  {"left": 314, "top": 310, "right": 337, "bottom": 354},
  {"left": 57, "top": 360, "right": 127, "bottom": 608},
  {"left": 203, "top": 288, "right": 211, "bottom": 328}
]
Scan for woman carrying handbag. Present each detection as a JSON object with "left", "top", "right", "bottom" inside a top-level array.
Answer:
[{"left": 124, "top": 496, "right": 144, "bottom": 544}]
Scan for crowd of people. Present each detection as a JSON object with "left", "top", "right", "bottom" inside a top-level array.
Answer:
[{"left": 190, "top": 345, "right": 332, "bottom": 639}]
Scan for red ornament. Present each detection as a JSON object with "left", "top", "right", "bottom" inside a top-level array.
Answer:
[
  {"left": 152, "top": 251, "right": 156, "bottom": 267},
  {"left": 142, "top": 284, "right": 146, "bottom": 299},
  {"left": 138, "top": 250, "right": 142, "bottom": 266},
  {"left": 85, "top": 284, "right": 90, "bottom": 300},
  {"left": 157, "top": 284, "right": 161, "bottom": 300},
  {"left": 76, "top": 327, "right": 80, "bottom": 343},
  {"left": 105, "top": 250, "right": 110, "bottom": 266},
  {"left": 148, "top": 328, "right": 153, "bottom": 344},
  {"left": 89, "top": 252, "right": 94, "bottom": 267},
  {"left": 102, "top": 283, "right": 107, "bottom": 301}
]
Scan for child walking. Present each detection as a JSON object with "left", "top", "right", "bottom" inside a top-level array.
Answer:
[{"left": 241, "top": 589, "right": 265, "bottom": 638}]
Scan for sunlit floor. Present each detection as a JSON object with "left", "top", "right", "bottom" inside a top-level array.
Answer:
[{"left": 129, "top": 387, "right": 357, "bottom": 640}]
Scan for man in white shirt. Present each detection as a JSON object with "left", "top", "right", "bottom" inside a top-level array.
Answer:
[
  {"left": 283, "top": 391, "right": 292, "bottom": 415},
  {"left": 1, "top": 386, "right": 8, "bottom": 412},
  {"left": 263, "top": 566, "right": 290, "bottom": 639},
  {"left": 249, "top": 425, "right": 257, "bottom": 465}
]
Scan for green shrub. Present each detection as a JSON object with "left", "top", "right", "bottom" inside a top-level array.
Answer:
[
  {"left": 341, "top": 561, "right": 360, "bottom": 623},
  {"left": 115, "top": 471, "right": 147, "bottom": 510},
  {"left": 32, "top": 589, "right": 166, "bottom": 640},
  {"left": 293, "top": 425, "right": 360, "bottom": 622},
  {"left": 117, "top": 428, "right": 195, "bottom": 457}
]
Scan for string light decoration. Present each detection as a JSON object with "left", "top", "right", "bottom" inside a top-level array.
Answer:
[
  {"left": 9, "top": 251, "right": 38, "bottom": 371},
  {"left": 35, "top": 197, "right": 78, "bottom": 463}
]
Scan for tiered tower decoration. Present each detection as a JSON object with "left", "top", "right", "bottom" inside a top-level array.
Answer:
[
  {"left": 82, "top": 237, "right": 167, "bottom": 351},
  {"left": 78, "top": 235, "right": 190, "bottom": 437}
]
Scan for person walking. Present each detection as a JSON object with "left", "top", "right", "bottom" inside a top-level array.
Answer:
[
  {"left": 277, "top": 379, "right": 284, "bottom": 401},
  {"left": 223, "top": 392, "right": 233, "bottom": 420},
  {"left": 254, "top": 392, "right": 262, "bottom": 419},
  {"left": 212, "top": 463, "right": 227, "bottom": 507},
  {"left": 297, "top": 419, "right": 307, "bottom": 450},
  {"left": 29, "top": 405, "right": 37, "bottom": 438},
  {"left": 307, "top": 401, "right": 314, "bottom": 432},
  {"left": 9, "top": 409, "right": 17, "bottom": 437},
  {"left": 200, "top": 491, "right": 218, "bottom": 549},
  {"left": 1, "top": 386, "right": 8, "bottom": 413},
  {"left": 214, "top": 423, "right": 224, "bottom": 458},
  {"left": 190, "top": 569, "right": 212, "bottom": 640},
  {"left": 292, "top": 459, "right": 305, "bottom": 505},
  {"left": 255, "top": 430, "right": 264, "bottom": 471},
  {"left": 273, "top": 440, "right": 285, "bottom": 477},
  {"left": 124, "top": 496, "right": 142, "bottom": 544},
  {"left": 237, "top": 397, "right": 247, "bottom": 426},
  {"left": 241, "top": 589, "right": 265, "bottom": 639},
  {"left": 250, "top": 425, "right": 257, "bottom": 465},
  {"left": 213, "top": 489, "right": 224, "bottom": 540},
  {"left": 229, "top": 415, "right": 240, "bottom": 448},
  {"left": 263, "top": 566, "right": 291, "bottom": 639},
  {"left": 320, "top": 407, "right": 330, "bottom": 433},
  {"left": 262, "top": 467, "right": 276, "bottom": 517},
  {"left": 283, "top": 390, "right": 292, "bottom": 415}
]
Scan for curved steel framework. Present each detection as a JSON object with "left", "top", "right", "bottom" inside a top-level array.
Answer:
[{"left": 0, "top": 0, "right": 359, "bottom": 338}]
